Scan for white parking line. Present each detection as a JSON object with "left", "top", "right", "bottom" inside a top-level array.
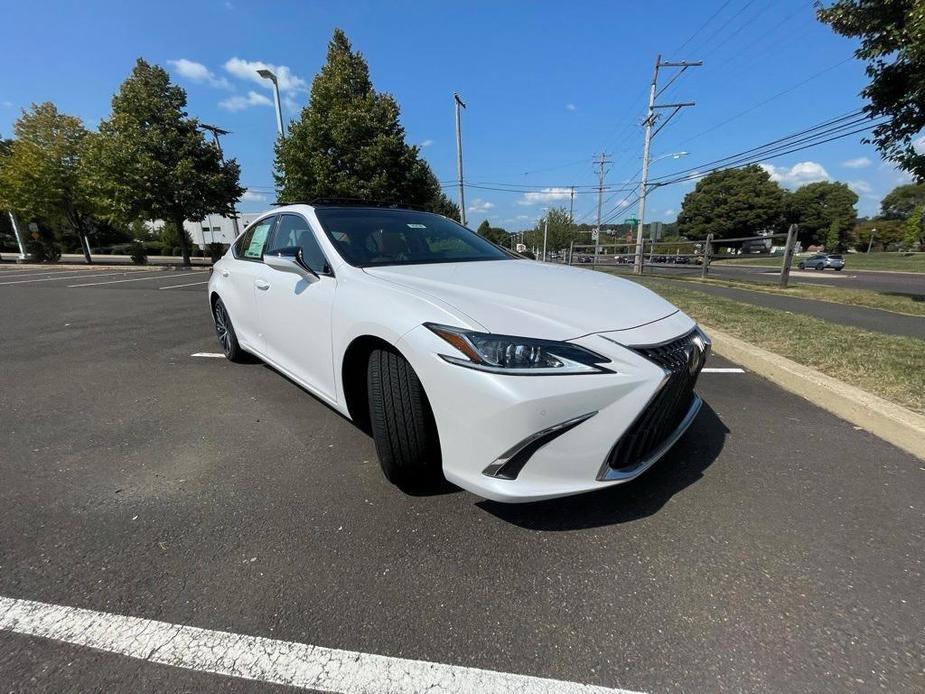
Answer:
[
  {"left": 0, "top": 595, "right": 641, "bottom": 694},
  {"left": 0, "top": 270, "right": 155, "bottom": 286},
  {"left": 702, "top": 367, "right": 745, "bottom": 373},
  {"left": 159, "top": 280, "right": 210, "bottom": 290},
  {"left": 191, "top": 352, "right": 225, "bottom": 358},
  {"left": 68, "top": 271, "right": 206, "bottom": 288}
]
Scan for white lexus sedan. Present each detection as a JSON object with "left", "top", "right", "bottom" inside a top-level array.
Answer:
[{"left": 208, "top": 202, "right": 710, "bottom": 503}]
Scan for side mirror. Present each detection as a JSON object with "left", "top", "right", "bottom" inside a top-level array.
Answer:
[{"left": 264, "top": 246, "right": 318, "bottom": 280}]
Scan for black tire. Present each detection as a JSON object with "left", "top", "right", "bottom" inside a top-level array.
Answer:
[
  {"left": 367, "top": 348, "right": 442, "bottom": 486},
  {"left": 212, "top": 297, "right": 249, "bottom": 363},
  {"left": 816, "top": 264, "right": 824, "bottom": 271},
  {"left": 834, "top": 266, "right": 843, "bottom": 271},
  {"left": 798, "top": 262, "right": 805, "bottom": 270}
]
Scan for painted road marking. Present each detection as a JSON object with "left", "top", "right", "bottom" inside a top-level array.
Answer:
[
  {"left": 0, "top": 270, "right": 155, "bottom": 286},
  {"left": 702, "top": 367, "right": 745, "bottom": 373},
  {"left": 159, "top": 280, "right": 210, "bottom": 290},
  {"left": 68, "top": 271, "right": 206, "bottom": 287},
  {"left": 191, "top": 352, "right": 226, "bottom": 358},
  {"left": 0, "top": 595, "right": 641, "bottom": 694}
]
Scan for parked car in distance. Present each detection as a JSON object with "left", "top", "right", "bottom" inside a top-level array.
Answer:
[
  {"left": 208, "top": 202, "right": 710, "bottom": 503},
  {"left": 798, "top": 253, "right": 845, "bottom": 271}
]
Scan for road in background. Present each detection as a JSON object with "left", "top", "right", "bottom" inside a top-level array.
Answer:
[{"left": 0, "top": 267, "right": 922, "bottom": 692}]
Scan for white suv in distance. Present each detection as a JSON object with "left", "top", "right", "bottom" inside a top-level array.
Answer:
[{"left": 208, "top": 201, "right": 710, "bottom": 502}]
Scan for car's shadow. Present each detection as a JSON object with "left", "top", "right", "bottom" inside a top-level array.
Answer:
[{"left": 476, "top": 402, "right": 729, "bottom": 531}]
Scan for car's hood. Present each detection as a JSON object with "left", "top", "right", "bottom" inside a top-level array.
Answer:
[{"left": 363, "top": 259, "right": 679, "bottom": 341}]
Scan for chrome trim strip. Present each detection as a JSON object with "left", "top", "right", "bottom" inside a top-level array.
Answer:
[
  {"left": 596, "top": 394, "right": 703, "bottom": 482},
  {"left": 483, "top": 411, "right": 598, "bottom": 479}
]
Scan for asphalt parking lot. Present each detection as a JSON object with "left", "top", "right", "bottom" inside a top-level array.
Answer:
[{"left": 0, "top": 263, "right": 922, "bottom": 693}]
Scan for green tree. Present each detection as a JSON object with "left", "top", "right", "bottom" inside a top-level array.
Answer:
[
  {"left": 903, "top": 205, "right": 925, "bottom": 247},
  {"left": 853, "top": 217, "right": 906, "bottom": 250},
  {"left": 788, "top": 181, "right": 858, "bottom": 250},
  {"left": 85, "top": 59, "right": 243, "bottom": 266},
  {"left": 817, "top": 1, "right": 925, "bottom": 181},
  {"left": 0, "top": 103, "right": 96, "bottom": 262},
  {"left": 677, "top": 165, "right": 786, "bottom": 240},
  {"left": 880, "top": 182, "right": 925, "bottom": 219},
  {"left": 475, "top": 219, "right": 509, "bottom": 245},
  {"left": 274, "top": 29, "right": 457, "bottom": 218}
]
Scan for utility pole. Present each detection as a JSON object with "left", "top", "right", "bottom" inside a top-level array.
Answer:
[
  {"left": 633, "top": 54, "right": 702, "bottom": 275},
  {"left": 454, "top": 93, "right": 467, "bottom": 227},
  {"left": 542, "top": 218, "right": 548, "bottom": 262},
  {"left": 568, "top": 185, "right": 575, "bottom": 223},
  {"left": 201, "top": 123, "right": 241, "bottom": 241},
  {"left": 867, "top": 227, "right": 876, "bottom": 254},
  {"left": 593, "top": 152, "right": 611, "bottom": 267}
]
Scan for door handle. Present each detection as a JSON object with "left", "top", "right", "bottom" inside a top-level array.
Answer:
[{"left": 255, "top": 279, "right": 270, "bottom": 290}]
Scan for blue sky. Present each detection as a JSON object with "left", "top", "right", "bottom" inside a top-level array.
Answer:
[{"left": 1, "top": 0, "right": 916, "bottom": 227}]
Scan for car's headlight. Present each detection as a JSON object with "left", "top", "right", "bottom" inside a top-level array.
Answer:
[{"left": 425, "top": 323, "right": 613, "bottom": 375}]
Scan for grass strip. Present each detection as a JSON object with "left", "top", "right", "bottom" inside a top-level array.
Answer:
[
  {"left": 628, "top": 277, "right": 925, "bottom": 415},
  {"left": 635, "top": 272, "right": 925, "bottom": 317}
]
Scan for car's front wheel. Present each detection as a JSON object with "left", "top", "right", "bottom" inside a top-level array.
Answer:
[
  {"left": 816, "top": 264, "right": 824, "bottom": 270},
  {"left": 367, "top": 348, "right": 442, "bottom": 486},
  {"left": 212, "top": 297, "right": 249, "bottom": 363},
  {"left": 798, "top": 262, "right": 805, "bottom": 269}
]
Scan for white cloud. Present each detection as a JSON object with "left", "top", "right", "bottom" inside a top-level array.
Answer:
[
  {"left": 224, "top": 58, "right": 307, "bottom": 94},
  {"left": 847, "top": 179, "right": 873, "bottom": 195},
  {"left": 842, "top": 156, "right": 871, "bottom": 169},
  {"left": 168, "top": 59, "right": 230, "bottom": 88},
  {"left": 516, "top": 215, "right": 530, "bottom": 220},
  {"left": 241, "top": 189, "right": 268, "bottom": 202},
  {"left": 760, "top": 161, "right": 829, "bottom": 188},
  {"left": 516, "top": 187, "right": 574, "bottom": 206},
  {"left": 282, "top": 93, "right": 300, "bottom": 114},
  {"left": 468, "top": 199, "right": 495, "bottom": 212},
  {"left": 914, "top": 135, "right": 925, "bottom": 155},
  {"left": 565, "top": 103, "right": 576, "bottom": 111},
  {"left": 218, "top": 90, "right": 273, "bottom": 111},
  {"left": 663, "top": 208, "right": 675, "bottom": 216},
  {"left": 420, "top": 139, "right": 433, "bottom": 148}
]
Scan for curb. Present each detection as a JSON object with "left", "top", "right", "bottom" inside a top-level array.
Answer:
[{"left": 702, "top": 324, "right": 925, "bottom": 461}]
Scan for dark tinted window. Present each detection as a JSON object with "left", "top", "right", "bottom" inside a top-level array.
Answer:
[
  {"left": 314, "top": 208, "right": 512, "bottom": 267},
  {"left": 234, "top": 216, "right": 275, "bottom": 261},
  {"left": 267, "top": 213, "right": 330, "bottom": 274}
]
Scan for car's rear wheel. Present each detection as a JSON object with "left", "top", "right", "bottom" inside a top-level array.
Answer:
[
  {"left": 367, "top": 348, "right": 442, "bottom": 486},
  {"left": 212, "top": 298, "right": 249, "bottom": 363}
]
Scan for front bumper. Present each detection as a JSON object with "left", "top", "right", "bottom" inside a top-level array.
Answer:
[{"left": 397, "top": 311, "right": 708, "bottom": 503}]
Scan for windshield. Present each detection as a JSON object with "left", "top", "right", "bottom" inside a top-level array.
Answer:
[{"left": 313, "top": 207, "right": 513, "bottom": 267}]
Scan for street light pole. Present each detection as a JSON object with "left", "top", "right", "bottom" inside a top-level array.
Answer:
[
  {"left": 454, "top": 93, "right": 467, "bottom": 227},
  {"left": 201, "top": 123, "right": 240, "bottom": 240},
  {"left": 257, "top": 69, "right": 285, "bottom": 137},
  {"left": 867, "top": 228, "right": 876, "bottom": 254}
]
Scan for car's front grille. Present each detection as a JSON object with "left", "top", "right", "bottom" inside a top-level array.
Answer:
[{"left": 606, "top": 330, "right": 706, "bottom": 471}]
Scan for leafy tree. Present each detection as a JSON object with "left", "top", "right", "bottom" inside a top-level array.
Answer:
[
  {"left": 85, "top": 59, "right": 243, "bottom": 266},
  {"left": 521, "top": 207, "right": 574, "bottom": 251},
  {"left": 788, "top": 181, "right": 858, "bottom": 250},
  {"left": 904, "top": 205, "right": 925, "bottom": 247},
  {"left": 853, "top": 217, "right": 906, "bottom": 250},
  {"left": 275, "top": 29, "right": 456, "bottom": 218},
  {"left": 475, "top": 219, "right": 509, "bottom": 245},
  {"left": 0, "top": 103, "right": 96, "bottom": 262},
  {"left": 818, "top": 1, "right": 925, "bottom": 181},
  {"left": 677, "top": 165, "right": 786, "bottom": 240},
  {"left": 880, "top": 182, "right": 925, "bottom": 219}
]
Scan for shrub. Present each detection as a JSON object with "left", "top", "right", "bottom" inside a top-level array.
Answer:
[
  {"left": 130, "top": 241, "right": 148, "bottom": 265},
  {"left": 25, "top": 239, "right": 61, "bottom": 263}
]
